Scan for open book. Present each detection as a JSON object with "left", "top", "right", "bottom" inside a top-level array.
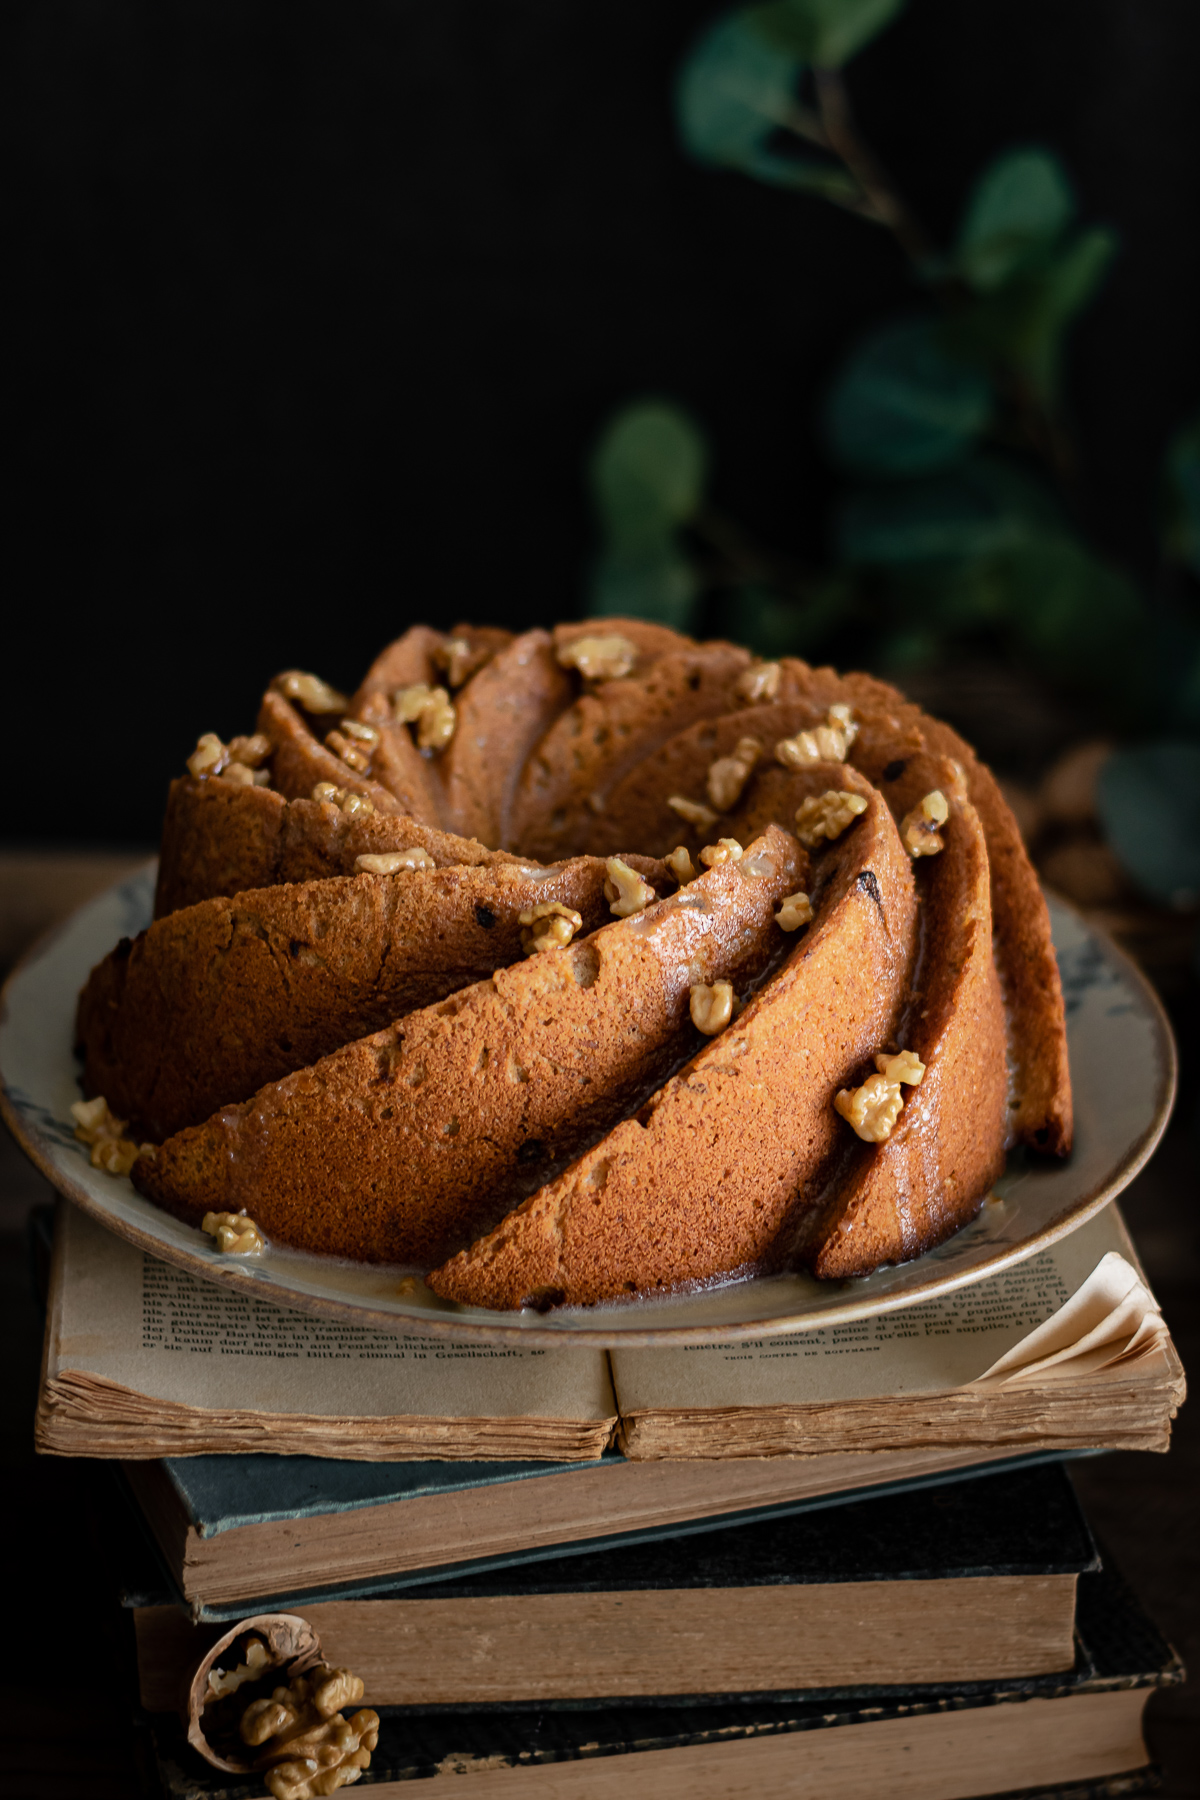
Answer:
[{"left": 38, "top": 1200, "right": 1183, "bottom": 1466}]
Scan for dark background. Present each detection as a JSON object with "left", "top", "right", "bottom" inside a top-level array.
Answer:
[{"left": 7, "top": 0, "right": 1200, "bottom": 846}]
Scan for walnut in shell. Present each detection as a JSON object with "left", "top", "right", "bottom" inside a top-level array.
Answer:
[{"left": 186, "top": 1613, "right": 379, "bottom": 1797}]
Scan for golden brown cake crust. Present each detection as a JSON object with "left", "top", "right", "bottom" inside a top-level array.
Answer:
[
  {"left": 80, "top": 855, "right": 666, "bottom": 1142},
  {"left": 154, "top": 781, "right": 520, "bottom": 918},
  {"left": 92, "top": 622, "right": 1072, "bottom": 1307},
  {"left": 508, "top": 642, "right": 754, "bottom": 861},
  {"left": 427, "top": 774, "right": 917, "bottom": 1309},
  {"left": 798, "top": 753, "right": 1009, "bottom": 1276},
  {"left": 776, "top": 661, "right": 1072, "bottom": 1156},
  {"left": 345, "top": 625, "right": 451, "bottom": 825},
  {"left": 439, "top": 629, "right": 573, "bottom": 848},
  {"left": 258, "top": 688, "right": 404, "bottom": 811},
  {"left": 133, "top": 826, "right": 807, "bottom": 1264}
]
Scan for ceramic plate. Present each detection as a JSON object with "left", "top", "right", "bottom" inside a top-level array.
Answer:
[{"left": 0, "top": 865, "right": 1176, "bottom": 1346}]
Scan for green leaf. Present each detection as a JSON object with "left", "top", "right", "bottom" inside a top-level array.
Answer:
[
  {"left": 954, "top": 148, "right": 1075, "bottom": 292},
  {"left": 874, "top": 624, "right": 944, "bottom": 671},
  {"left": 588, "top": 543, "right": 701, "bottom": 632},
  {"left": 884, "top": 559, "right": 1012, "bottom": 631},
  {"left": 749, "top": 0, "right": 906, "bottom": 67},
  {"left": 948, "top": 227, "right": 1117, "bottom": 404},
  {"left": 1097, "top": 742, "right": 1200, "bottom": 908},
  {"left": 998, "top": 535, "right": 1145, "bottom": 692},
  {"left": 590, "top": 402, "right": 708, "bottom": 555},
  {"left": 676, "top": 13, "right": 802, "bottom": 171},
  {"left": 1162, "top": 414, "right": 1200, "bottom": 576},
  {"left": 825, "top": 317, "right": 994, "bottom": 476},
  {"left": 715, "top": 574, "right": 856, "bottom": 657},
  {"left": 1017, "top": 228, "right": 1117, "bottom": 398},
  {"left": 674, "top": 10, "right": 860, "bottom": 195},
  {"left": 835, "top": 456, "right": 1057, "bottom": 565}
]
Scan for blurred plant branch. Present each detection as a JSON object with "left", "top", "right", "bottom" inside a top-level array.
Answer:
[
  {"left": 585, "top": 0, "right": 1200, "bottom": 775},
  {"left": 810, "top": 67, "right": 934, "bottom": 261}
]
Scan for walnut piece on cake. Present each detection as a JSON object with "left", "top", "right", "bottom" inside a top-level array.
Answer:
[
  {"left": 556, "top": 633, "right": 640, "bottom": 682},
  {"left": 71, "top": 1096, "right": 145, "bottom": 1178},
  {"left": 900, "top": 789, "right": 950, "bottom": 857},
  {"left": 202, "top": 1211, "right": 266, "bottom": 1255},
  {"left": 603, "top": 857, "right": 656, "bottom": 917},
  {"left": 835, "top": 1049, "right": 926, "bottom": 1143},
  {"left": 690, "top": 980, "right": 734, "bottom": 1035},
  {"left": 794, "top": 789, "right": 868, "bottom": 849}
]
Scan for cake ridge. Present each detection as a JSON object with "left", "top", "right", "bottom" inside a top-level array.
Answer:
[{"left": 73, "top": 621, "right": 1071, "bottom": 1309}]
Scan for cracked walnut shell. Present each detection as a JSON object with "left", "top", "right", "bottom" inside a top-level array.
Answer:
[{"left": 186, "top": 1613, "right": 379, "bottom": 1797}]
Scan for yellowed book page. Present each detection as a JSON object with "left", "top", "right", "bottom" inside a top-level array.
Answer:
[
  {"left": 611, "top": 1205, "right": 1147, "bottom": 1413},
  {"left": 49, "top": 1202, "right": 616, "bottom": 1426}
]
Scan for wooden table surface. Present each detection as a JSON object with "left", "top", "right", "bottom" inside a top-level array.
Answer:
[{"left": 2, "top": 852, "right": 1196, "bottom": 1798}]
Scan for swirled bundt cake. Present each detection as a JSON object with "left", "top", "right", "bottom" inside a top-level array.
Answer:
[{"left": 75, "top": 620, "right": 1071, "bottom": 1309}]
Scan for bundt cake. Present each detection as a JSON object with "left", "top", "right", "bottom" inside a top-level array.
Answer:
[{"left": 75, "top": 619, "right": 1072, "bottom": 1310}]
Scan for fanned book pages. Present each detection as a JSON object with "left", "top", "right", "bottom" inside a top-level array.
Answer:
[
  {"left": 36, "top": 1201, "right": 1184, "bottom": 1467},
  {"left": 610, "top": 1205, "right": 1184, "bottom": 1460}
]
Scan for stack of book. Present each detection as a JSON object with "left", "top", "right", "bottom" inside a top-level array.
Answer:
[{"left": 34, "top": 1197, "right": 1187, "bottom": 1799}]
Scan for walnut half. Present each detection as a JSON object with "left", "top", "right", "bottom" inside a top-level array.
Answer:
[
  {"left": 667, "top": 794, "right": 718, "bottom": 834},
  {"left": 556, "top": 633, "right": 640, "bottom": 682},
  {"left": 202, "top": 1211, "right": 266, "bottom": 1255},
  {"left": 604, "top": 857, "right": 656, "bottom": 918},
  {"left": 794, "top": 789, "right": 868, "bottom": 850},
  {"left": 706, "top": 737, "right": 762, "bottom": 813},
  {"left": 355, "top": 848, "right": 437, "bottom": 874},
  {"left": 187, "top": 732, "right": 273, "bottom": 785},
  {"left": 690, "top": 980, "right": 734, "bottom": 1035},
  {"left": 392, "top": 683, "right": 457, "bottom": 751},
  {"left": 699, "top": 837, "right": 744, "bottom": 868},
  {"left": 664, "top": 845, "right": 698, "bottom": 884},
  {"left": 519, "top": 901, "right": 584, "bottom": 954},
  {"left": 187, "top": 1613, "right": 379, "bottom": 1798},
  {"left": 900, "top": 789, "right": 949, "bottom": 857},
  {"left": 734, "top": 661, "right": 782, "bottom": 704},
  {"left": 775, "top": 891, "right": 813, "bottom": 932},
  {"left": 775, "top": 705, "right": 858, "bottom": 770},
  {"left": 311, "top": 783, "right": 376, "bottom": 818},
  {"left": 279, "top": 673, "right": 349, "bottom": 716},
  {"left": 835, "top": 1048, "right": 926, "bottom": 1143},
  {"left": 70, "top": 1096, "right": 148, "bottom": 1179},
  {"left": 242, "top": 1666, "right": 379, "bottom": 1800}
]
